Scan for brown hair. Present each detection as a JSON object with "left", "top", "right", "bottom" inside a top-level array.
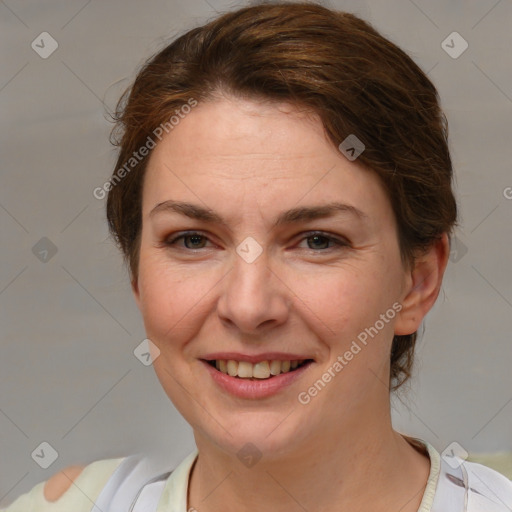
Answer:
[{"left": 106, "top": 1, "right": 457, "bottom": 392}]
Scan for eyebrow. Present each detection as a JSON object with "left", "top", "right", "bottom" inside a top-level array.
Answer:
[{"left": 149, "top": 200, "right": 368, "bottom": 229}]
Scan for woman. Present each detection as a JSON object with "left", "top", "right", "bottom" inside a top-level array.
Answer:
[{"left": 3, "top": 2, "right": 511, "bottom": 511}]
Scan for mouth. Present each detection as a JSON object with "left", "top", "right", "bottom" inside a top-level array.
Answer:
[
  {"left": 203, "top": 358, "right": 314, "bottom": 380},
  {"left": 200, "top": 355, "right": 315, "bottom": 399}
]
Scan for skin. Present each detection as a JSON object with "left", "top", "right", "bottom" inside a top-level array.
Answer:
[
  {"left": 43, "top": 466, "right": 84, "bottom": 502},
  {"left": 131, "top": 93, "right": 449, "bottom": 512}
]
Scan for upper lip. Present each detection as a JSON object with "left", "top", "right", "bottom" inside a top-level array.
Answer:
[{"left": 201, "top": 352, "right": 314, "bottom": 363}]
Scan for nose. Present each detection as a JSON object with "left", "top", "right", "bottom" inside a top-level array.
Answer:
[{"left": 216, "top": 247, "right": 290, "bottom": 335}]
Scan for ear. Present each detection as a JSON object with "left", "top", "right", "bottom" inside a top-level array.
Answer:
[{"left": 394, "top": 233, "right": 450, "bottom": 336}]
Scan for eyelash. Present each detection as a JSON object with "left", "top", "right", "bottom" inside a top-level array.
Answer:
[{"left": 163, "top": 231, "right": 350, "bottom": 252}]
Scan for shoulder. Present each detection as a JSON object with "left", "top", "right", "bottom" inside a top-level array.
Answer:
[
  {"left": 43, "top": 464, "right": 88, "bottom": 502},
  {"left": 0, "top": 456, "right": 127, "bottom": 512},
  {"left": 1, "top": 450, "right": 181, "bottom": 512},
  {"left": 463, "top": 459, "right": 512, "bottom": 511}
]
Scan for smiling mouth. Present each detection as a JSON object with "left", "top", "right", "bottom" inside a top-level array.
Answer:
[{"left": 205, "top": 359, "right": 313, "bottom": 380}]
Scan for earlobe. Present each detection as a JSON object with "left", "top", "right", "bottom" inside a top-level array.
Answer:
[{"left": 394, "top": 233, "right": 450, "bottom": 336}]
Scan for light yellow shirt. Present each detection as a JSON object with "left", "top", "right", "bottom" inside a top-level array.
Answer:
[
  {"left": 1, "top": 457, "right": 125, "bottom": 512},
  {"left": 0, "top": 438, "right": 447, "bottom": 512}
]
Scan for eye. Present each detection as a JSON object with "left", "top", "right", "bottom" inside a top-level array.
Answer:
[
  {"left": 164, "top": 231, "right": 212, "bottom": 250},
  {"left": 162, "top": 230, "right": 350, "bottom": 252},
  {"left": 298, "top": 231, "right": 349, "bottom": 251}
]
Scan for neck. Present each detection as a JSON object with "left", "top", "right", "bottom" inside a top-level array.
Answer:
[{"left": 187, "top": 405, "right": 430, "bottom": 512}]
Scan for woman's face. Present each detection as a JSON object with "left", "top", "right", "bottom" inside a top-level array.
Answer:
[{"left": 133, "top": 96, "right": 413, "bottom": 457}]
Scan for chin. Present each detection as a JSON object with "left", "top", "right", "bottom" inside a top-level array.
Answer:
[{"left": 196, "top": 411, "right": 312, "bottom": 460}]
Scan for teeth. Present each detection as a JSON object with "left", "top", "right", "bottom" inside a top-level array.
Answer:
[
  {"left": 212, "top": 359, "right": 306, "bottom": 379},
  {"left": 269, "top": 360, "right": 282, "bottom": 375},
  {"left": 237, "top": 361, "right": 253, "bottom": 378},
  {"left": 253, "top": 361, "right": 270, "bottom": 379},
  {"left": 227, "top": 360, "right": 238, "bottom": 377}
]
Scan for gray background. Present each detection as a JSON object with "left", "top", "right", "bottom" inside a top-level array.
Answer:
[{"left": 1, "top": 0, "right": 511, "bottom": 506}]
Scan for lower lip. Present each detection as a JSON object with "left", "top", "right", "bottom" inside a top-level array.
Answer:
[{"left": 201, "top": 360, "right": 313, "bottom": 399}]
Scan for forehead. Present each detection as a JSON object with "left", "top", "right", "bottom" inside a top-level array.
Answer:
[
  {"left": 156, "top": 96, "right": 330, "bottom": 161},
  {"left": 142, "top": 96, "right": 392, "bottom": 227}
]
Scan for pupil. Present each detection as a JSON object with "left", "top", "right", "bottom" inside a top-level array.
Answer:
[
  {"left": 186, "top": 235, "right": 204, "bottom": 248},
  {"left": 309, "top": 235, "right": 328, "bottom": 249}
]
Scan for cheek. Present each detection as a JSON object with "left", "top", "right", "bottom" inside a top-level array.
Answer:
[
  {"left": 136, "top": 250, "right": 218, "bottom": 344},
  {"left": 136, "top": 250, "right": 183, "bottom": 338},
  {"left": 310, "top": 260, "right": 401, "bottom": 345}
]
